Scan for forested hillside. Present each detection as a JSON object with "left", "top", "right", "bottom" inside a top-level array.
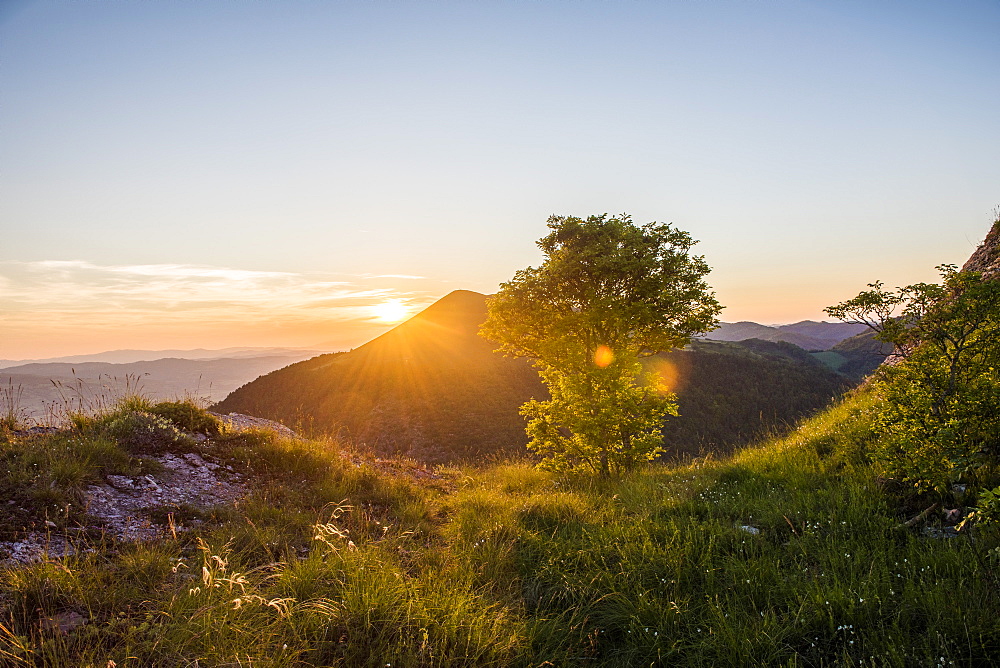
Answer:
[
  {"left": 214, "top": 291, "right": 544, "bottom": 462},
  {"left": 824, "top": 330, "right": 895, "bottom": 380},
  {"left": 659, "top": 340, "right": 850, "bottom": 457},
  {"left": 216, "top": 293, "right": 851, "bottom": 462}
]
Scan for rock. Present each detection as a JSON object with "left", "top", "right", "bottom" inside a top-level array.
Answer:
[
  {"left": 738, "top": 525, "right": 760, "bottom": 535},
  {"left": 4, "top": 448, "right": 248, "bottom": 565},
  {"left": 209, "top": 411, "right": 299, "bottom": 438},
  {"left": 944, "top": 508, "right": 965, "bottom": 525},
  {"left": 0, "top": 533, "right": 76, "bottom": 564},
  {"left": 922, "top": 526, "right": 960, "bottom": 539},
  {"left": 106, "top": 475, "right": 142, "bottom": 492},
  {"left": 961, "top": 220, "right": 1000, "bottom": 279}
]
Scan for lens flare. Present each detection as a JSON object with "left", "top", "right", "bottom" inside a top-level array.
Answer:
[
  {"left": 646, "top": 356, "right": 684, "bottom": 395},
  {"left": 594, "top": 345, "right": 615, "bottom": 368}
]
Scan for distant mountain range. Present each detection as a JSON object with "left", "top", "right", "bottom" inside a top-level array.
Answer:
[
  {"left": 703, "top": 320, "right": 868, "bottom": 351},
  {"left": 215, "top": 291, "right": 852, "bottom": 463},
  {"left": 2, "top": 352, "right": 324, "bottom": 421},
  {"left": 0, "top": 346, "right": 328, "bottom": 369}
]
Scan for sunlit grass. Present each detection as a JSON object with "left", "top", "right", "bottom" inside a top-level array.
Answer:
[{"left": 1, "top": 391, "right": 998, "bottom": 665}]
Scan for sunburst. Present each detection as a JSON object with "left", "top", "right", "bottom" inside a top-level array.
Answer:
[{"left": 371, "top": 298, "right": 410, "bottom": 323}]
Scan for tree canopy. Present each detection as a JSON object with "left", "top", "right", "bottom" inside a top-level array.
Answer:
[
  {"left": 826, "top": 264, "right": 1000, "bottom": 494},
  {"left": 481, "top": 214, "right": 721, "bottom": 475}
]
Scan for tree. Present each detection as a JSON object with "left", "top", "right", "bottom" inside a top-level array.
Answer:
[
  {"left": 826, "top": 265, "right": 1000, "bottom": 494},
  {"left": 480, "top": 214, "right": 722, "bottom": 475}
]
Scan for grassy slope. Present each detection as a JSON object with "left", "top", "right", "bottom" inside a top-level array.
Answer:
[{"left": 2, "top": 392, "right": 998, "bottom": 667}]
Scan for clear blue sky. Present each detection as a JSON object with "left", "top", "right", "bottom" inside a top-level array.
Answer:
[{"left": 2, "top": 0, "right": 998, "bottom": 358}]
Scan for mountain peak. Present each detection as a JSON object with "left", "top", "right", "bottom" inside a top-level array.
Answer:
[
  {"left": 352, "top": 290, "right": 488, "bottom": 359},
  {"left": 408, "top": 290, "right": 487, "bottom": 327}
]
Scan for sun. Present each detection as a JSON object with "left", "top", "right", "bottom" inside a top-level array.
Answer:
[{"left": 371, "top": 298, "right": 410, "bottom": 323}]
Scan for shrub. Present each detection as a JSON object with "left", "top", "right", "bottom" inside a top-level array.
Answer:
[
  {"left": 827, "top": 265, "right": 1000, "bottom": 495},
  {"left": 149, "top": 399, "right": 222, "bottom": 436},
  {"left": 99, "top": 410, "right": 195, "bottom": 454}
]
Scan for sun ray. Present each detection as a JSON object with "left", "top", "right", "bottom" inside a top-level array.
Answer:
[{"left": 371, "top": 299, "right": 410, "bottom": 323}]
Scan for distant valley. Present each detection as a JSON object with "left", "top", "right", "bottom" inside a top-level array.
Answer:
[
  {"left": 0, "top": 346, "right": 327, "bottom": 369},
  {"left": 1, "top": 348, "right": 328, "bottom": 421},
  {"left": 702, "top": 320, "right": 869, "bottom": 350}
]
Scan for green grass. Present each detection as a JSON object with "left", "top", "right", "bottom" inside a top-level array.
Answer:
[{"left": 2, "top": 392, "right": 998, "bottom": 666}]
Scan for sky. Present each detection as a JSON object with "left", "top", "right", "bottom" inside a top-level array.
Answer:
[{"left": 2, "top": 0, "right": 999, "bottom": 360}]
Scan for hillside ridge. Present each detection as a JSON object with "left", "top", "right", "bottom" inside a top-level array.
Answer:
[{"left": 215, "top": 293, "right": 850, "bottom": 462}]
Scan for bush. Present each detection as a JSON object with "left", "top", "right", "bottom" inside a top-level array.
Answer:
[
  {"left": 99, "top": 410, "right": 195, "bottom": 454},
  {"left": 827, "top": 265, "right": 1000, "bottom": 495},
  {"left": 149, "top": 399, "right": 222, "bottom": 436}
]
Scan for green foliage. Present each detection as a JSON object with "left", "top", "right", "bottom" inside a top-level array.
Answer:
[
  {"left": 482, "top": 214, "right": 721, "bottom": 475},
  {"left": 97, "top": 410, "right": 196, "bottom": 454},
  {"left": 149, "top": 399, "right": 222, "bottom": 435},
  {"left": 521, "top": 362, "right": 678, "bottom": 474},
  {"left": 3, "top": 391, "right": 1000, "bottom": 665},
  {"left": 827, "top": 264, "right": 1000, "bottom": 494},
  {"left": 971, "top": 486, "right": 1000, "bottom": 525}
]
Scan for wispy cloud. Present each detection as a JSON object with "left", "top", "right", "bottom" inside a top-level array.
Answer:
[
  {"left": 0, "top": 260, "right": 454, "bottom": 357},
  {"left": 363, "top": 274, "right": 427, "bottom": 280},
  {"left": 0, "top": 260, "right": 427, "bottom": 322}
]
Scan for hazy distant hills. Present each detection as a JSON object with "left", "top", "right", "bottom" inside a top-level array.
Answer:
[
  {"left": 216, "top": 291, "right": 852, "bottom": 463},
  {"left": 0, "top": 346, "right": 326, "bottom": 369},
  {"left": 2, "top": 353, "right": 323, "bottom": 420},
  {"left": 703, "top": 320, "right": 868, "bottom": 351}
]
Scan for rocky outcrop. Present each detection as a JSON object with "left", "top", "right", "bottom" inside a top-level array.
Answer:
[
  {"left": 0, "top": 449, "right": 247, "bottom": 565},
  {"left": 0, "top": 416, "right": 297, "bottom": 566},
  {"left": 961, "top": 218, "right": 1000, "bottom": 279}
]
